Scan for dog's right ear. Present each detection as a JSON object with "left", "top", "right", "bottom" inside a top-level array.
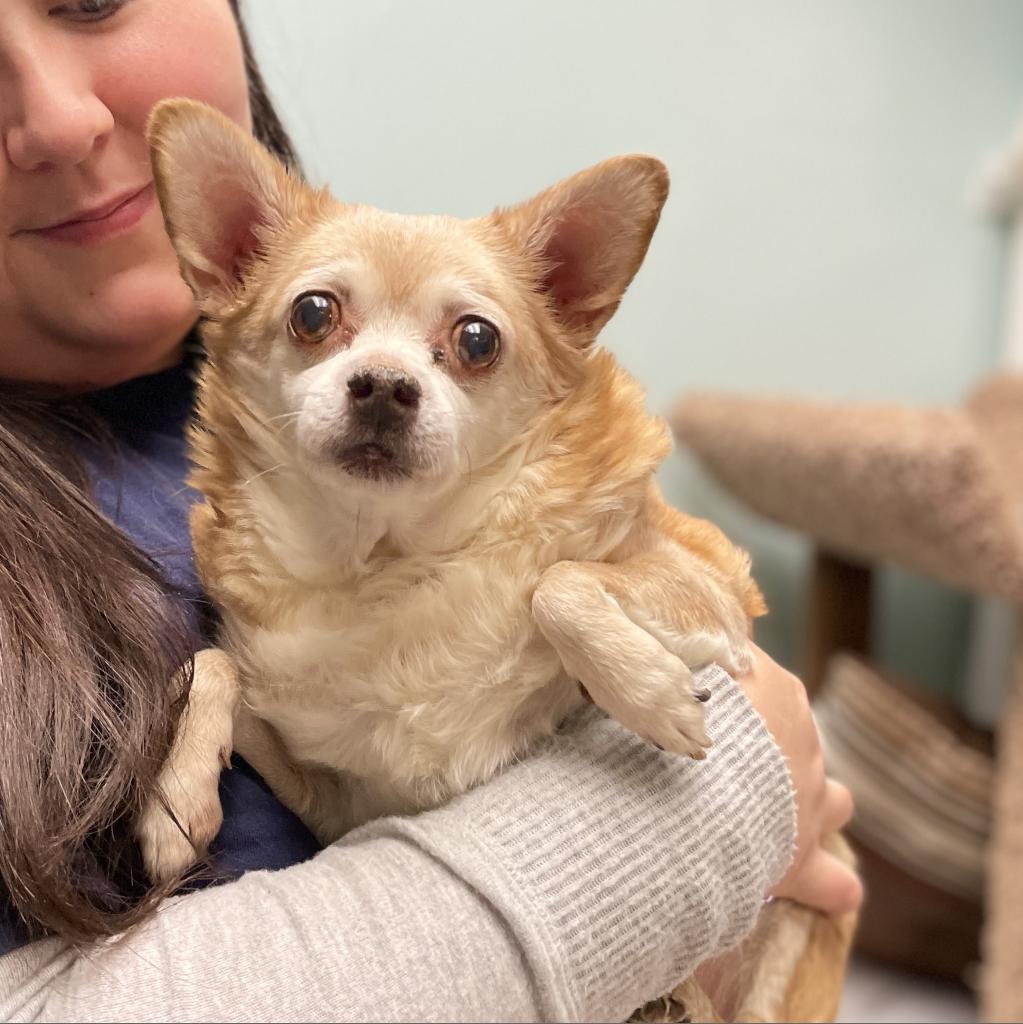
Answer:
[{"left": 146, "top": 98, "right": 313, "bottom": 312}]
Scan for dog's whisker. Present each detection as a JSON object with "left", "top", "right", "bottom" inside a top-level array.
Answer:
[
  {"left": 265, "top": 411, "right": 303, "bottom": 425},
  {"left": 240, "top": 462, "right": 285, "bottom": 488},
  {"left": 262, "top": 411, "right": 304, "bottom": 439}
]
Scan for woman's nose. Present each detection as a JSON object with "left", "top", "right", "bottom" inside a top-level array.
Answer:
[{"left": 3, "top": 65, "right": 114, "bottom": 172}]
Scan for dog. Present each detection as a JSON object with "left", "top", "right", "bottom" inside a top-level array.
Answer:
[{"left": 137, "top": 99, "right": 855, "bottom": 1022}]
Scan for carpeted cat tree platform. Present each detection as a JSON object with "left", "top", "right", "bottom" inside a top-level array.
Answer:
[{"left": 670, "top": 373, "right": 1023, "bottom": 1022}]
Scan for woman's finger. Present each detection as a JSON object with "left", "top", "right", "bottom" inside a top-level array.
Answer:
[
  {"left": 821, "top": 778, "right": 855, "bottom": 834},
  {"left": 776, "top": 846, "right": 864, "bottom": 915}
]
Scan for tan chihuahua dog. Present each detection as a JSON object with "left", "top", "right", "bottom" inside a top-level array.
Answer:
[{"left": 138, "top": 100, "right": 854, "bottom": 1023}]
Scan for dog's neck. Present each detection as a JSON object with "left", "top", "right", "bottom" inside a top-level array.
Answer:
[{"left": 239, "top": 440, "right": 534, "bottom": 585}]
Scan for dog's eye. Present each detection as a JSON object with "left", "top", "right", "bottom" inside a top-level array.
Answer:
[
  {"left": 454, "top": 318, "right": 500, "bottom": 368},
  {"left": 289, "top": 292, "right": 340, "bottom": 344}
]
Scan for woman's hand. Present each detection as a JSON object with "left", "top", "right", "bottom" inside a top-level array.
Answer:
[{"left": 738, "top": 644, "right": 862, "bottom": 915}]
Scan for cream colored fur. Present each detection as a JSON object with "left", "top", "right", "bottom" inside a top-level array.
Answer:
[{"left": 135, "top": 100, "right": 853, "bottom": 1023}]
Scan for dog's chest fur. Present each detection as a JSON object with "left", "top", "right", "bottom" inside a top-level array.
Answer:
[{"left": 232, "top": 541, "right": 579, "bottom": 822}]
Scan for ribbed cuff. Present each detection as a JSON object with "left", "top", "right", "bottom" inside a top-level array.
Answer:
[{"left": 358, "top": 666, "right": 796, "bottom": 1022}]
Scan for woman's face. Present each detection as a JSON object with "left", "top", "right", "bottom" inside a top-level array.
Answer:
[{"left": 0, "top": 0, "right": 252, "bottom": 390}]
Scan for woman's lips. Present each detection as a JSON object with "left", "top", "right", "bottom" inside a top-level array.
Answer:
[{"left": 27, "top": 183, "right": 155, "bottom": 246}]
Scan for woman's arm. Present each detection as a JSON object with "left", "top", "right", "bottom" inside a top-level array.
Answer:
[{"left": 0, "top": 668, "right": 794, "bottom": 1024}]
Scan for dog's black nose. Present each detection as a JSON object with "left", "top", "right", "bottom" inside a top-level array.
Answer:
[{"left": 347, "top": 368, "right": 421, "bottom": 429}]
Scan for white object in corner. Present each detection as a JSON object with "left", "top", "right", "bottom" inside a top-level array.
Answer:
[{"left": 965, "top": 109, "right": 1023, "bottom": 726}]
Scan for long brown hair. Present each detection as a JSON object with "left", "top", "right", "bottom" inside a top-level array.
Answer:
[{"left": 0, "top": 2, "right": 300, "bottom": 945}]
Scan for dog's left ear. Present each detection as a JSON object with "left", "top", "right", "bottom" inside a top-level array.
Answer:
[{"left": 495, "top": 155, "right": 668, "bottom": 340}]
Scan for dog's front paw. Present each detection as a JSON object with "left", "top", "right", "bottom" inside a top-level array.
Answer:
[
  {"left": 631, "top": 686, "right": 711, "bottom": 759},
  {"left": 136, "top": 744, "right": 229, "bottom": 882},
  {"left": 136, "top": 648, "right": 237, "bottom": 881},
  {"left": 583, "top": 647, "right": 713, "bottom": 759}
]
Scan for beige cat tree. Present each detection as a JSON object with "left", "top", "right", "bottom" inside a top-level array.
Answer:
[
  {"left": 670, "top": 375, "right": 1023, "bottom": 1021},
  {"left": 670, "top": 237, "right": 1023, "bottom": 1024}
]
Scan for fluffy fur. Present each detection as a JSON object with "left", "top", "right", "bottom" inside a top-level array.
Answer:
[{"left": 135, "top": 99, "right": 851, "bottom": 1022}]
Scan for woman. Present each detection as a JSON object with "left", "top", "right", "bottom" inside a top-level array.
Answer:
[{"left": 0, "top": 1, "right": 859, "bottom": 1019}]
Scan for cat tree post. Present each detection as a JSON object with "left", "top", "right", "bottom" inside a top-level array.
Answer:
[
  {"left": 964, "top": 108, "right": 1023, "bottom": 727},
  {"left": 983, "top": 629, "right": 1023, "bottom": 1021},
  {"left": 804, "top": 550, "right": 872, "bottom": 697},
  {"left": 974, "top": 112, "right": 1023, "bottom": 1021}
]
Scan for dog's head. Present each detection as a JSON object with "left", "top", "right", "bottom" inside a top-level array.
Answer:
[{"left": 148, "top": 100, "right": 667, "bottom": 504}]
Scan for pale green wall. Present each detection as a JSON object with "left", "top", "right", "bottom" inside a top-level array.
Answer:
[{"left": 246, "top": 0, "right": 1023, "bottom": 695}]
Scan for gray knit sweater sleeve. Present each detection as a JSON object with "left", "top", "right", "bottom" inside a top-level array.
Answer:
[{"left": 0, "top": 668, "right": 795, "bottom": 1023}]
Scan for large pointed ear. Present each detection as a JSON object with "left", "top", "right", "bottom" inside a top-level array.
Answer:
[
  {"left": 495, "top": 155, "right": 668, "bottom": 339},
  {"left": 146, "top": 98, "right": 310, "bottom": 311}
]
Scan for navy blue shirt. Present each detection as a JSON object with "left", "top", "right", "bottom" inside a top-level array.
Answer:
[{"left": 0, "top": 345, "right": 320, "bottom": 955}]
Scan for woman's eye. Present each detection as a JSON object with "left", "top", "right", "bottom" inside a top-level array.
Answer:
[
  {"left": 453, "top": 318, "right": 501, "bottom": 369},
  {"left": 50, "top": 0, "right": 129, "bottom": 23},
  {"left": 288, "top": 292, "right": 341, "bottom": 345}
]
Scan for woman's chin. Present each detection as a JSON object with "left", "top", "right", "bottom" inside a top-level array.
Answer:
[
  {"left": 68, "top": 267, "right": 198, "bottom": 384},
  {"left": 2, "top": 215, "right": 200, "bottom": 380}
]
